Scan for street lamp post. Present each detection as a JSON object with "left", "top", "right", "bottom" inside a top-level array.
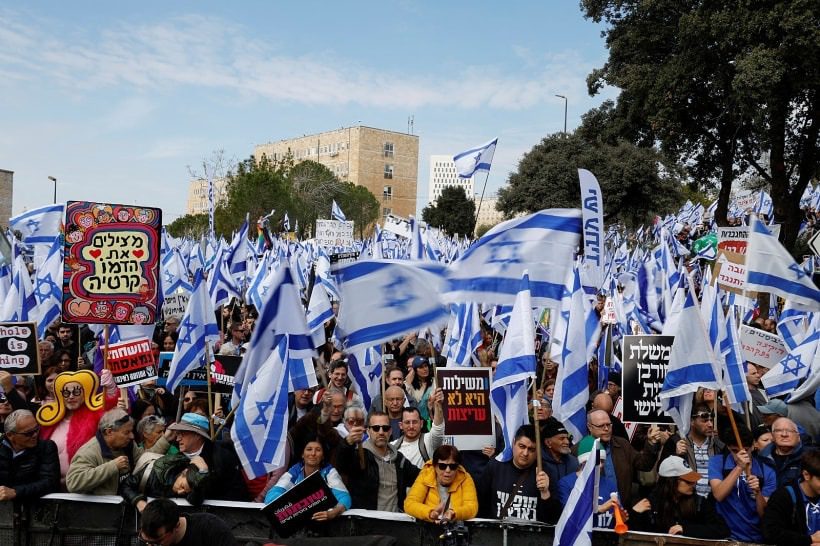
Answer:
[
  {"left": 555, "top": 94, "right": 567, "bottom": 135},
  {"left": 48, "top": 176, "right": 57, "bottom": 204}
]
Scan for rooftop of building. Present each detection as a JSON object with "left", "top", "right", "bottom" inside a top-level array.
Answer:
[{"left": 257, "top": 125, "right": 418, "bottom": 146}]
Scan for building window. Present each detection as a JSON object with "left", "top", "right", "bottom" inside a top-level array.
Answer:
[
  {"left": 383, "top": 185, "right": 393, "bottom": 200},
  {"left": 384, "top": 142, "right": 394, "bottom": 158},
  {"left": 384, "top": 164, "right": 393, "bottom": 179},
  {"left": 383, "top": 207, "right": 392, "bottom": 218}
]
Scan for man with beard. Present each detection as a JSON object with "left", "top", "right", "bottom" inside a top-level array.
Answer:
[
  {"left": 660, "top": 403, "right": 724, "bottom": 499},
  {"left": 392, "top": 389, "right": 444, "bottom": 468},
  {"left": 540, "top": 417, "right": 578, "bottom": 499}
]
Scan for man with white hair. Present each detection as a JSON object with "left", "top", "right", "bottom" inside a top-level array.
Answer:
[
  {"left": 758, "top": 416, "right": 815, "bottom": 489},
  {"left": 0, "top": 410, "right": 60, "bottom": 502}
]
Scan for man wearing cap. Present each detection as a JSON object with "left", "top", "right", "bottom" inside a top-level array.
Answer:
[
  {"left": 66, "top": 408, "right": 170, "bottom": 495},
  {"left": 167, "top": 412, "right": 248, "bottom": 501},
  {"left": 540, "top": 417, "right": 578, "bottom": 499},
  {"left": 758, "top": 416, "right": 816, "bottom": 489}
]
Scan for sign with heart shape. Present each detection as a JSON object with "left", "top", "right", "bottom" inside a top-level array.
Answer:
[{"left": 62, "top": 201, "right": 162, "bottom": 324}]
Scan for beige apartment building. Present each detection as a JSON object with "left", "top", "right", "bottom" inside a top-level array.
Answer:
[
  {"left": 254, "top": 126, "right": 419, "bottom": 219},
  {"left": 473, "top": 195, "right": 505, "bottom": 234},
  {"left": 0, "top": 169, "right": 12, "bottom": 227},
  {"left": 185, "top": 177, "right": 228, "bottom": 216}
]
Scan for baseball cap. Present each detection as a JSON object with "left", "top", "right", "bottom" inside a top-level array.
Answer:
[
  {"left": 412, "top": 356, "right": 429, "bottom": 369},
  {"left": 757, "top": 399, "right": 787, "bottom": 416},
  {"left": 658, "top": 456, "right": 701, "bottom": 482},
  {"left": 168, "top": 412, "right": 211, "bottom": 440},
  {"left": 541, "top": 417, "right": 568, "bottom": 439}
]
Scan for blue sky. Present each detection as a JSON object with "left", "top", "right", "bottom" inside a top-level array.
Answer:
[{"left": 0, "top": 1, "right": 617, "bottom": 223}]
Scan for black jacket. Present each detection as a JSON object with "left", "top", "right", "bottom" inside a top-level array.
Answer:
[
  {"left": 199, "top": 439, "right": 249, "bottom": 501},
  {"left": 762, "top": 484, "right": 815, "bottom": 546},
  {"left": 632, "top": 491, "right": 730, "bottom": 539},
  {"left": 336, "top": 438, "right": 419, "bottom": 510},
  {"left": 0, "top": 437, "right": 60, "bottom": 502},
  {"left": 476, "top": 458, "right": 561, "bottom": 523}
]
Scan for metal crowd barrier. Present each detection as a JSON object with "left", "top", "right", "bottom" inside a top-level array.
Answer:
[{"left": 0, "top": 494, "right": 763, "bottom": 546}]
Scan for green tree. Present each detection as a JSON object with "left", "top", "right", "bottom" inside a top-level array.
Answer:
[
  {"left": 475, "top": 223, "right": 494, "bottom": 238},
  {"left": 422, "top": 186, "right": 477, "bottom": 236},
  {"left": 166, "top": 213, "right": 209, "bottom": 239},
  {"left": 335, "top": 182, "right": 380, "bottom": 238},
  {"left": 497, "top": 133, "right": 685, "bottom": 227},
  {"left": 581, "top": 0, "right": 820, "bottom": 250}
]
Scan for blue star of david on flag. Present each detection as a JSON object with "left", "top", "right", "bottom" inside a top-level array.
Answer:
[
  {"left": 34, "top": 273, "right": 61, "bottom": 305},
  {"left": 781, "top": 353, "right": 806, "bottom": 377},
  {"left": 179, "top": 321, "right": 198, "bottom": 345},
  {"left": 25, "top": 219, "right": 40, "bottom": 233},
  {"left": 383, "top": 274, "right": 417, "bottom": 311},
  {"left": 789, "top": 262, "right": 808, "bottom": 280},
  {"left": 486, "top": 239, "right": 521, "bottom": 271},
  {"left": 253, "top": 398, "right": 274, "bottom": 426}
]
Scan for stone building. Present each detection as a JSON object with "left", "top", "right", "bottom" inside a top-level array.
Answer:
[
  {"left": 185, "top": 177, "right": 228, "bottom": 216},
  {"left": 254, "top": 126, "right": 419, "bottom": 219},
  {"left": 0, "top": 169, "right": 13, "bottom": 227},
  {"left": 473, "top": 194, "right": 505, "bottom": 234}
]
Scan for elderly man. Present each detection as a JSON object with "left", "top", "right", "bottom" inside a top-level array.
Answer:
[
  {"left": 167, "top": 412, "right": 248, "bottom": 500},
  {"left": 579, "top": 409, "right": 663, "bottom": 507},
  {"left": 371, "top": 365, "right": 416, "bottom": 412},
  {"left": 590, "top": 390, "right": 630, "bottom": 441},
  {"left": 540, "top": 417, "right": 578, "bottom": 499},
  {"left": 66, "top": 408, "right": 168, "bottom": 495},
  {"left": 0, "top": 410, "right": 60, "bottom": 502},
  {"left": 758, "top": 416, "right": 814, "bottom": 489},
  {"left": 392, "top": 389, "right": 445, "bottom": 468},
  {"left": 335, "top": 405, "right": 365, "bottom": 440},
  {"left": 759, "top": 398, "right": 820, "bottom": 444},
  {"left": 336, "top": 410, "right": 419, "bottom": 511}
]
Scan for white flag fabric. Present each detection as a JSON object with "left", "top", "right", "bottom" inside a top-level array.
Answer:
[
  {"left": 453, "top": 138, "right": 497, "bottom": 179},
  {"left": 30, "top": 237, "right": 63, "bottom": 338},
  {"left": 553, "top": 439, "right": 598, "bottom": 546},
  {"left": 10, "top": 204, "right": 64, "bottom": 245},
  {"left": 578, "top": 169, "right": 605, "bottom": 294},
  {"left": 331, "top": 200, "right": 347, "bottom": 222},
  {"left": 306, "top": 282, "right": 334, "bottom": 349},
  {"left": 444, "top": 209, "right": 582, "bottom": 308},
  {"left": 761, "top": 315, "right": 819, "bottom": 400}
]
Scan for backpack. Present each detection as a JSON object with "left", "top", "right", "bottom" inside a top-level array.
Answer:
[{"left": 395, "top": 431, "right": 429, "bottom": 462}]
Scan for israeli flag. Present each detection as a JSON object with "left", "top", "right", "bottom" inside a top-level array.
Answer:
[
  {"left": 778, "top": 301, "right": 814, "bottom": 351},
  {"left": 453, "top": 138, "right": 497, "bottom": 179},
  {"left": 409, "top": 216, "right": 425, "bottom": 261},
  {"left": 491, "top": 271, "right": 536, "bottom": 462},
  {"left": 283, "top": 212, "right": 290, "bottom": 232},
  {"left": 745, "top": 216, "right": 820, "bottom": 310},
  {"left": 30, "top": 237, "right": 63, "bottom": 338},
  {"left": 659, "top": 286, "right": 721, "bottom": 435},
  {"left": 306, "top": 281, "right": 334, "bottom": 349},
  {"left": 347, "top": 346, "right": 382, "bottom": 412},
  {"left": 166, "top": 271, "right": 220, "bottom": 393},
  {"left": 444, "top": 209, "right": 582, "bottom": 308},
  {"left": 761, "top": 315, "right": 819, "bottom": 400},
  {"left": 551, "top": 265, "right": 590, "bottom": 441},
  {"left": 161, "top": 248, "right": 193, "bottom": 299},
  {"left": 207, "top": 247, "right": 240, "bottom": 309},
  {"left": 444, "top": 302, "right": 483, "bottom": 367},
  {"left": 720, "top": 304, "right": 751, "bottom": 409},
  {"left": 331, "top": 200, "right": 347, "bottom": 222},
  {"left": 553, "top": 439, "right": 598, "bottom": 546},
  {"left": 334, "top": 260, "right": 449, "bottom": 355},
  {"left": 1, "top": 254, "right": 33, "bottom": 322},
  {"left": 224, "top": 220, "right": 250, "bottom": 287},
  {"left": 10, "top": 204, "right": 64, "bottom": 245},
  {"left": 233, "top": 264, "right": 316, "bottom": 405},
  {"left": 315, "top": 247, "right": 341, "bottom": 301}
]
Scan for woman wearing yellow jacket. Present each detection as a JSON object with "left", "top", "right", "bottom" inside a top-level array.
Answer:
[{"left": 404, "top": 445, "right": 478, "bottom": 522}]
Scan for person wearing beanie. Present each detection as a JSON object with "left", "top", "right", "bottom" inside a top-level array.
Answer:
[
  {"left": 707, "top": 424, "right": 775, "bottom": 543},
  {"left": 632, "top": 456, "right": 729, "bottom": 539},
  {"left": 540, "top": 417, "right": 578, "bottom": 498},
  {"left": 557, "top": 435, "right": 619, "bottom": 529}
]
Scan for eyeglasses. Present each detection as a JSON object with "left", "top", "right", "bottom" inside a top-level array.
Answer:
[
  {"left": 436, "top": 462, "right": 459, "bottom": 471},
  {"left": 346, "top": 419, "right": 364, "bottom": 426},
  {"left": 692, "top": 412, "right": 715, "bottom": 421},
  {"left": 61, "top": 387, "right": 83, "bottom": 398},
  {"left": 369, "top": 425, "right": 391, "bottom": 432},
  {"left": 588, "top": 422, "right": 612, "bottom": 430},
  {"left": 11, "top": 426, "right": 40, "bottom": 438},
  {"left": 773, "top": 428, "right": 798, "bottom": 435},
  {"left": 0, "top": 394, "right": 7, "bottom": 404}
]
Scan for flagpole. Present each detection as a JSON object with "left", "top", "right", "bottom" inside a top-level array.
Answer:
[
  {"left": 213, "top": 405, "right": 238, "bottom": 438},
  {"left": 472, "top": 169, "right": 492, "bottom": 236},
  {"left": 205, "top": 341, "right": 215, "bottom": 439},
  {"left": 532, "top": 380, "right": 542, "bottom": 475}
]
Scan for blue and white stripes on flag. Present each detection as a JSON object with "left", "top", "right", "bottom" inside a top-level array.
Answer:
[
  {"left": 306, "top": 282, "right": 334, "bottom": 349},
  {"left": 491, "top": 271, "right": 536, "bottom": 462},
  {"left": 720, "top": 304, "right": 751, "bottom": 409},
  {"left": 453, "top": 138, "right": 497, "bottom": 179},
  {"left": 754, "top": 190, "right": 773, "bottom": 219},
  {"left": 165, "top": 271, "right": 220, "bottom": 393},
  {"left": 1, "top": 254, "right": 33, "bottom": 322},
  {"left": 761, "top": 315, "right": 819, "bottom": 400},
  {"left": 777, "top": 301, "right": 814, "bottom": 352},
  {"left": 30, "top": 236, "right": 63, "bottom": 338},
  {"left": 444, "top": 209, "right": 582, "bottom": 308},
  {"left": 232, "top": 334, "right": 291, "bottom": 478},
  {"left": 347, "top": 346, "right": 382, "bottom": 413},
  {"left": 745, "top": 216, "right": 820, "bottom": 310},
  {"left": 334, "top": 260, "right": 449, "bottom": 356},
  {"left": 224, "top": 220, "right": 250, "bottom": 287},
  {"left": 659, "top": 286, "right": 721, "bottom": 435},
  {"left": 578, "top": 169, "right": 605, "bottom": 294},
  {"left": 444, "top": 302, "right": 483, "bottom": 367},
  {"left": 161, "top": 248, "right": 193, "bottom": 299},
  {"left": 409, "top": 217, "right": 425, "bottom": 261},
  {"left": 283, "top": 212, "right": 290, "bottom": 232},
  {"left": 9, "top": 204, "right": 64, "bottom": 245},
  {"left": 207, "top": 246, "right": 240, "bottom": 309},
  {"left": 331, "top": 200, "right": 347, "bottom": 222},
  {"left": 551, "top": 265, "right": 590, "bottom": 442},
  {"left": 553, "top": 439, "right": 598, "bottom": 546},
  {"left": 315, "top": 247, "right": 340, "bottom": 301},
  {"left": 233, "top": 264, "right": 316, "bottom": 405}
]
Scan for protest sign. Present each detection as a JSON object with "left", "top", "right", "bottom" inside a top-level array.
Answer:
[
  {"left": 732, "top": 190, "right": 757, "bottom": 211},
  {"left": 621, "top": 335, "right": 675, "bottom": 424},
  {"left": 106, "top": 337, "right": 157, "bottom": 388},
  {"left": 62, "top": 201, "right": 162, "bottom": 324},
  {"left": 156, "top": 352, "right": 240, "bottom": 393},
  {"left": 315, "top": 219, "right": 353, "bottom": 248},
  {"left": 712, "top": 250, "right": 756, "bottom": 297},
  {"left": 739, "top": 325, "right": 788, "bottom": 370},
  {"left": 439, "top": 367, "right": 494, "bottom": 450},
  {"left": 329, "top": 251, "right": 359, "bottom": 267},
  {"left": 162, "top": 292, "right": 190, "bottom": 320},
  {"left": 383, "top": 214, "right": 411, "bottom": 239},
  {"left": 261, "top": 471, "right": 337, "bottom": 537},
  {"left": 718, "top": 225, "right": 781, "bottom": 256},
  {"left": 0, "top": 322, "right": 40, "bottom": 375}
]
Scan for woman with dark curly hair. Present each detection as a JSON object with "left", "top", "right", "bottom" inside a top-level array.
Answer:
[{"left": 404, "top": 444, "right": 478, "bottom": 522}]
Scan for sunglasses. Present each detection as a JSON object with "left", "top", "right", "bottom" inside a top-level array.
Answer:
[
  {"left": 369, "top": 425, "right": 391, "bottom": 432},
  {"left": 12, "top": 426, "right": 40, "bottom": 438},
  {"left": 0, "top": 394, "right": 7, "bottom": 404},
  {"left": 692, "top": 412, "right": 715, "bottom": 421},
  {"left": 436, "top": 462, "right": 459, "bottom": 471},
  {"left": 61, "top": 387, "right": 83, "bottom": 398}
]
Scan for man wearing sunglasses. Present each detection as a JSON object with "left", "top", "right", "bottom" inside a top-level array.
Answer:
[
  {"left": 336, "top": 410, "right": 419, "bottom": 511},
  {"left": 0, "top": 409, "right": 60, "bottom": 503},
  {"left": 661, "top": 403, "right": 725, "bottom": 499}
]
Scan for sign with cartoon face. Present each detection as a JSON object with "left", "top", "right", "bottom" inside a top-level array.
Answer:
[{"left": 62, "top": 201, "right": 161, "bottom": 324}]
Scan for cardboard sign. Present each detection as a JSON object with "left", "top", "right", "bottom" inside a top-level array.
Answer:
[
  {"left": 439, "top": 367, "right": 494, "bottom": 450},
  {"left": 621, "top": 335, "right": 675, "bottom": 424},
  {"left": 107, "top": 337, "right": 157, "bottom": 387},
  {"left": 314, "top": 219, "right": 354, "bottom": 248},
  {"left": 712, "top": 250, "right": 755, "bottom": 296},
  {"left": 739, "top": 325, "right": 788, "bottom": 370},
  {"left": 383, "top": 214, "right": 412, "bottom": 239},
  {"left": 162, "top": 292, "right": 190, "bottom": 320},
  {"left": 732, "top": 190, "right": 756, "bottom": 212},
  {"left": 262, "top": 471, "right": 337, "bottom": 537},
  {"left": 156, "top": 352, "right": 240, "bottom": 393},
  {"left": 62, "top": 201, "right": 162, "bottom": 324},
  {"left": 0, "top": 322, "right": 40, "bottom": 375}
]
